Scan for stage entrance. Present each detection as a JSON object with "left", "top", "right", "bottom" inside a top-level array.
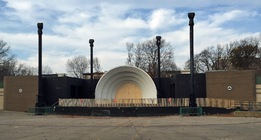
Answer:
[{"left": 115, "top": 83, "right": 142, "bottom": 103}]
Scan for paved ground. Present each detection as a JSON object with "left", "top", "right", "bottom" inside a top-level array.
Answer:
[{"left": 0, "top": 111, "right": 261, "bottom": 140}]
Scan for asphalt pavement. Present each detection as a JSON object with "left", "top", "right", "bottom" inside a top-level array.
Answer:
[{"left": 0, "top": 111, "right": 261, "bottom": 140}]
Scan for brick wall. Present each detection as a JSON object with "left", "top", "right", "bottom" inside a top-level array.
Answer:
[
  {"left": 206, "top": 71, "right": 256, "bottom": 101},
  {"left": 0, "top": 88, "right": 3, "bottom": 110},
  {"left": 4, "top": 76, "right": 38, "bottom": 112}
]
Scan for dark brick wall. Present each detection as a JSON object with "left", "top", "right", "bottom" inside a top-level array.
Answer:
[
  {"left": 174, "top": 74, "right": 206, "bottom": 98},
  {"left": 153, "top": 78, "right": 175, "bottom": 98},
  {"left": 43, "top": 77, "right": 98, "bottom": 105}
]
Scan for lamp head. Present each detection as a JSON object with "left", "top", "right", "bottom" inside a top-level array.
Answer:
[
  {"left": 89, "top": 39, "right": 94, "bottom": 44},
  {"left": 188, "top": 12, "right": 195, "bottom": 19},
  {"left": 156, "top": 36, "right": 161, "bottom": 41},
  {"left": 37, "top": 23, "right": 43, "bottom": 30}
]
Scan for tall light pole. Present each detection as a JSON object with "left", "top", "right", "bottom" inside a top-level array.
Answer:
[
  {"left": 89, "top": 39, "right": 94, "bottom": 98},
  {"left": 36, "top": 22, "right": 45, "bottom": 114},
  {"left": 188, "top": 12, "right": 197, "bottom": 107},
  {"left": 156, "top": 36, "right": 161, "bottom": 98}
]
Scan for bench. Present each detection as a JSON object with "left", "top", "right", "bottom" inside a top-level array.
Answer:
[{"left": 180, "top": 107, "right": 202, "bottom": 116}]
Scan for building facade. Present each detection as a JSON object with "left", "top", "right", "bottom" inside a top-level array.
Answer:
[{"left": 2, "top": 70, "right": 261, "bottom": 112}]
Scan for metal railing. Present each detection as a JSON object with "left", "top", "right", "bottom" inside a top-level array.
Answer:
[
  {"left": 28, "top": 106, "right": 54, "bottom": 115},
  {"left": 180, "top": 107, "right": 203, "bottom": 116},
  {"left": 58, "top": 98, "right": 240, "bottom": 109},
  {"left": 235, "top": 102, "right": 261, "bottom": 111}
]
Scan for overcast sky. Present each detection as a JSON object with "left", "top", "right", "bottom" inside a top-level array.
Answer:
[{"left": 0, "top": 0, "right": 260, "bottom": 73}]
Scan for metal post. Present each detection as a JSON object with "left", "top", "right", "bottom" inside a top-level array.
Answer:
[
  {"left": 156, "top": 36, "right": 161, "bottom": 98},
  {"left": 35, "top": 23, "right": 45, "bottom": 114},
  {"left": 188, "top": 12, "right": 197, "bottom": 107},
  {"left": 89, "top": 39, "right": 94, "bottom": 98}
]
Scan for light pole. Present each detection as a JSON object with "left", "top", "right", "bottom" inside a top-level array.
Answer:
[
  {"left": 188, "top": 12, "right": 197, "bottom": 107},
  {"left": 89, "top": 39, "right": 94, "bottom": 98},
  {"left": 156, "top": 36, "right": 161, "bottom": 98},
  {"left": 35, "top": 22, "right": 45, "bottom": 114}
]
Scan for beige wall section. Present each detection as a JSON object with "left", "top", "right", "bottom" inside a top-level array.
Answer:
[
  {"left": 115, "top": 83, "right": 142, "bottom": 99},
  {"left": 206, "top": 71, "right": 256, "bottom": 101},
  {"left": 4, "top": 76, "right": 38, "bottom": 112},
  {"left": 256, "top": 85, "right": 261, "bottom": 102},
  {"left": 0, "top": 88, "right": 3, "bottom": 110}
]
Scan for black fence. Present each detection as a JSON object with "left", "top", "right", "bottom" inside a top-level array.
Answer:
[{"left": 235, "top": 102, "right": 261, "bottom": 111}]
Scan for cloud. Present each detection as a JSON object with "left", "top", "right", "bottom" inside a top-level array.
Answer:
[
  {"left": 0, "top": 0, "right": 260, "bottom": 73},
  {"left": 148, "top": 9, "right": 185, "bottom": 31},
  {"left": 160, "top": 9, "right": 260, "bottom": 69},
  {"left": 208, "top": 10, "right": 258, "bottom": 27}
]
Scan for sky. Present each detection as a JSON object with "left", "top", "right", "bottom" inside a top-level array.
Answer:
[{"left": 0, "top": 0, "right": 260, "bottom": 73}]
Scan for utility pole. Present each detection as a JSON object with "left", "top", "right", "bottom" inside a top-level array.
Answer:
[
  {"left": 188, "top": 12, "right": 197, "bottom": 107},
  {"left": 156, "top": 36, "right": 161, "bottom": 98},
  {"left": 35, "top": 22, "right": 45, "bottom": 114},
  {"left": 89, "top": 39, "right": 94, "bottom": 98}
]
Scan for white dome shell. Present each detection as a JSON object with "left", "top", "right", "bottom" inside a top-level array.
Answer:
[{"left": 95, "top": 65, "right": 157, "bottom": 99}]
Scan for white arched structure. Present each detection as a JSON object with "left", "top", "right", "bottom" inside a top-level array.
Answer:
[{"left": 95, "top": 66, "right": 157, "bottom": 99}]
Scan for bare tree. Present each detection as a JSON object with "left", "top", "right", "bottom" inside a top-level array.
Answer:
[
  {"left": 1, "top": 40, "right": 54, "bottom": 80},
  {"left": 0, "top": 40, "right": 10, "bottom": 61},
  {"left": 42, "top": 65, "right": 53, "bottom": 74},
  {"left": 93, "top": 57, "right": 102, "bottom": 72},
  {"left": 1, "top": 59, "right": 36, "bottom": 77},
  {"left": 184, "top": 54, "right": 205, "bottom": 73},
  {"left": 13, "top": 64, "right": 52, "bottom": 76},
  {"left": 66, "top": 55, "right": 89, "bottom": 78},
  {"left": 126, "top": 38, "right": 178, "bottom": 77},
  {"left": 14, "top": 63, "right": 37, "bottom": 76},
  {"left": 0, "top": 40, "right": 15, "bottom": 80},
  {"left": 230, "top": 36, "right": 261, "bottom": 70},
  {"left": 184, "top": 44, "right": 233, "bottom": 73},
  {"left": 184, "top": 35, "right": 261, "bottom": 72}
]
